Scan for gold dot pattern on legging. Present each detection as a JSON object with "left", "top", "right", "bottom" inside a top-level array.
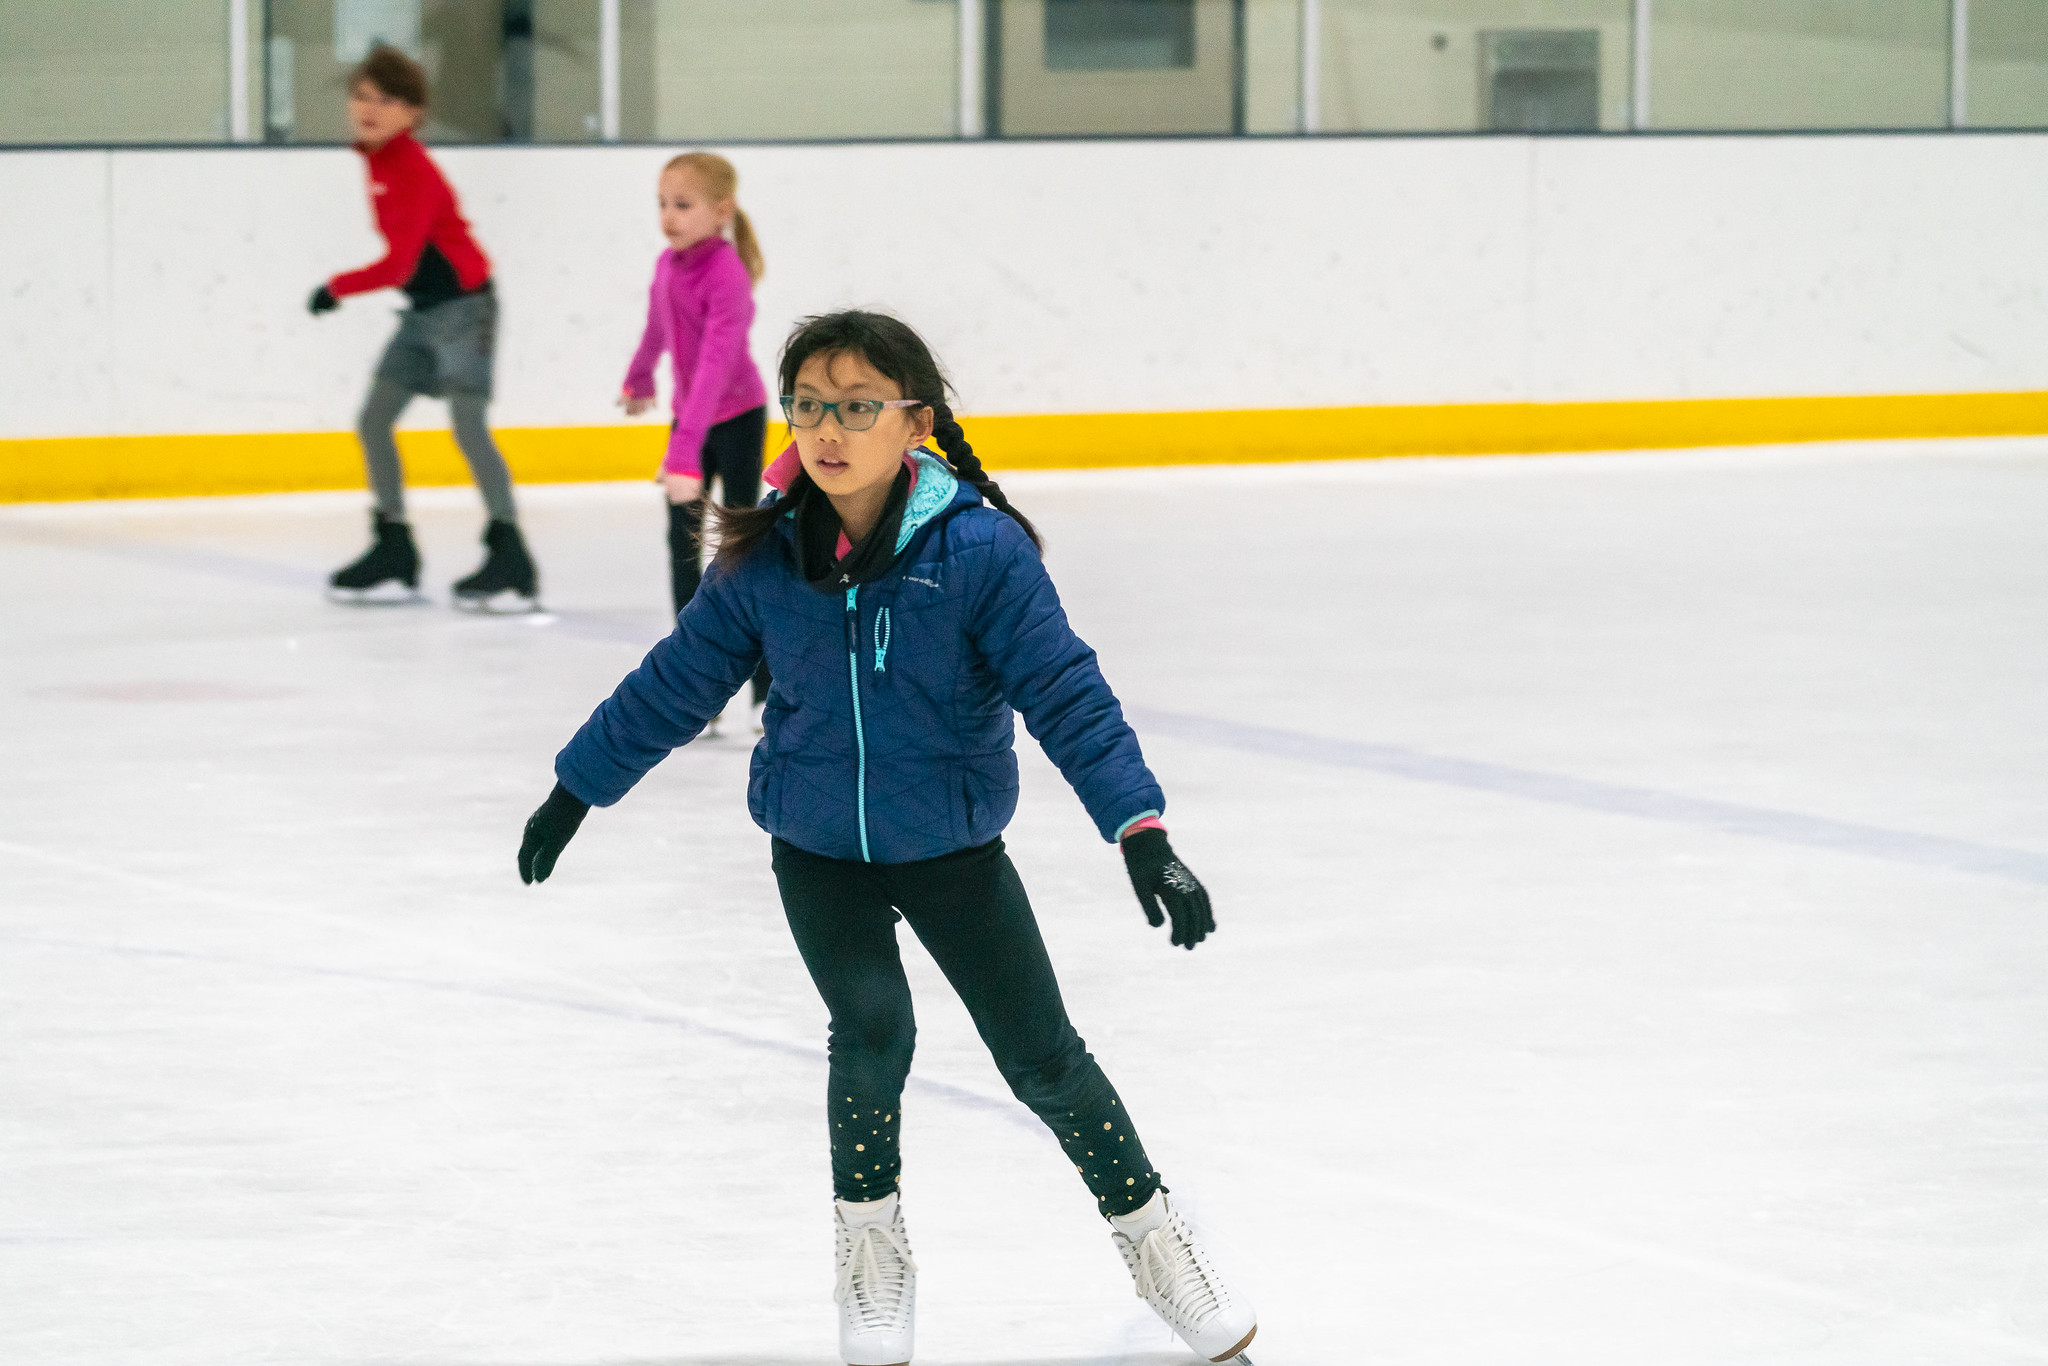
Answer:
[
  {"left": 1052, "top": 1098, "right": 1157, "bottom": 1217},
  {"left": 830, "top": 1096, "right": 902, "bottom": 1200}
]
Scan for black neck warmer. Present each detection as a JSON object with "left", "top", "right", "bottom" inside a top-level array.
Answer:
[{"left": 793, "top": 464, "right": 914, "bottom": 595}]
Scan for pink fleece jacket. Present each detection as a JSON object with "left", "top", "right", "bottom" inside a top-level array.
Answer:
[{"left": 622, "top": 237, "right": 768, "bottom": 477}]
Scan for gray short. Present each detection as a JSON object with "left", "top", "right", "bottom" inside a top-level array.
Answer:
[{"left": 374, "top": 288, "right": 497, "bottom": 400}]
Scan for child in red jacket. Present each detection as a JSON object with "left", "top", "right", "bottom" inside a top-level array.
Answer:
[{"left": 310, "top": 44, "right": 538, "bottom": 611}]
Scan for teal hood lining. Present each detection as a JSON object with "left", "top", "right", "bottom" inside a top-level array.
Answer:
[{"left": 895, "top": 450, "right": 959, "bottom": 553}]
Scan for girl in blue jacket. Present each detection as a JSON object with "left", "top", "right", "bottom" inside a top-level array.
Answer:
[{"left": 517, "top": 312, "right": 1258, "bottom": 1366}]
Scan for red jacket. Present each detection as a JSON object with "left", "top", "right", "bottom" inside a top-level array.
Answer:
[{"left": 329, "top": 131, "right": 491, "bottom": 299}]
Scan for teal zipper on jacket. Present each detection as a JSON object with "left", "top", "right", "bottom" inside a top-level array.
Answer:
[{"left": 844, "top": 585, "right": 871, "bottom": 862}]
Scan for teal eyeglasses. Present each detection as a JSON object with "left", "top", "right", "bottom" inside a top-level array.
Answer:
[{"left": 780, "top": 395, "right": 923, "bottom": 432}]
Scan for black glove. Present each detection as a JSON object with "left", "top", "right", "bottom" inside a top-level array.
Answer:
[
  {"left": 518, "top": 782, "right": 589, "bottom": 884},
  {"left": 307, "top": 284, "right": 338, "bottom": 315},
  {"left": 1121, "top": 827, "right": 1214, "bottom": 950}
]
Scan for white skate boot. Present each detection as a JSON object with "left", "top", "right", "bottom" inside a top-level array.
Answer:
[
  {"left": 834, "top": 1192, "right": 916, "bottom": 1366},
  {"left": 1109, "top": 1192, "right": 1258, "bottom": 1363}
]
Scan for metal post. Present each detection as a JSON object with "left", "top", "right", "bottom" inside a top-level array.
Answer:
[
  {"left": 1231, "top": 0, "right": 1246, "bottom": 135},
  {"left": 1631, "top": 0, "right": 1651, "bottom": 130},
  {"left": 1300, "top": 0, "right": 1321, "bottom": 133},
  {"left": 229, "top": 0, "right": 251, "bottom": 141},
  {"left": 958, "top": 0, "right": 983, "bottom": 138},
  {"left": 600, "top": 0, "right": 621, "bottom": 140},
  {"left": 1950, "top": 0, "right": 1969, "bottom": 128}
]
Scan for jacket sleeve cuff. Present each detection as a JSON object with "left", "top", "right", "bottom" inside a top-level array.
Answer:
[
  {"left": 551, "top": 759, "right": 610, "bottom": 809},
  {"left": 1115, "top": 810, "right": 1165, "bottom": 841},
  {"left": 661, "top": 426, "right": 707, "bottom": 477}
]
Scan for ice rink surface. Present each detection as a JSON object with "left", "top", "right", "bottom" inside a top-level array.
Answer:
[{"left": 3, "top": 440, "right": 2046, "bottom": 1366}]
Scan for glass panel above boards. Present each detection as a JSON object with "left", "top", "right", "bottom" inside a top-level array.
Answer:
[
  {"left": 619, "top": 0, "right": 959, "bottom": 141},
  {"left": 1646, "top": 0, "right": 1952, "bottom": 131},
  {"left": 8, "top": 0, "right": 2040, "bottom": 146},
  {"left": 0, "top": 0, "right": 237, "bottom": 144},
  {"left": 263, "top": 0, "right": 602, "bottom": 144},
  {"left": 1965, "top": 0, "right": 2048, "bottom": 128},
  {"left": 1314, "top": 0, "right": 1638, "bottom": 134}
]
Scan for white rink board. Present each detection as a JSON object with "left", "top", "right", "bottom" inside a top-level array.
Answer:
[
  {"left": 2, "top": 133, "right": 2046, "bottom": 440},
  {"left": 2, "top": 442, "right": 2046, "bottom": 1364}
]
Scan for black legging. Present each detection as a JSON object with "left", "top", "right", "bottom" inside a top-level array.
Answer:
[
  {"left": 669, "top": 405, "right": 769, "bottom": 704},
  {"left": 771, "top": 835, "right": 1162, "bottom": 1217}
]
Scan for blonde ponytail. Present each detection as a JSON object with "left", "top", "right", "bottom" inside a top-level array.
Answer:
[
  {"left": 730, "top": 205, "right": 764, "bottom": 285},
  {"left": 663, "top": 150, "right": 765, "bottom": 287}
]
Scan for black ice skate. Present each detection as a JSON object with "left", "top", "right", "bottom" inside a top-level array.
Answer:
[
  {"left": 327, "top": 512, "right": 423, "bottom": 604},
  {"left": 451, "top": 519, "right": 540, "bottom": 613}
]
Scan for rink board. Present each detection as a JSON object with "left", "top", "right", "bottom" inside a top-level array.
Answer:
[{"left": 6, "top": 388, "right": 2048, "bottom": 501}]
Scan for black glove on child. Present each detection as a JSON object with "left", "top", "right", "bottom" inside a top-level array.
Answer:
[
  {"left": 518, "top": 782, "right": 589, "bottom": 884},
  {"left": 1121, "top": 827, "right": 1215, "bottom": 950},
  {"left": 307, "top": 284, "right": 338, "bottom": 315}
]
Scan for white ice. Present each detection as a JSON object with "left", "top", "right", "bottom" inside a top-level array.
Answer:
[{"left": 3, "top": 441, "right": 2046, "bottom": 1366}]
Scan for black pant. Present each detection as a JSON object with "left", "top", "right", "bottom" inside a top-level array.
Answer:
[
  {"left": 772, "top": 836, "right": 1162, "bottom": 1217},
  {"left": 670, "top": 405, "right": 769, "bottom": 704}
]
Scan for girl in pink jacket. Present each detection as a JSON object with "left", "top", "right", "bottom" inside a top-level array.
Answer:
[{"left": 619, "top": 152, "right": 770, "bottom": 711}]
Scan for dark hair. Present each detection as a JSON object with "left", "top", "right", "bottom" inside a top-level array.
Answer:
[
  {"left": 711, "top": 311, "right": 1039, "bottom": 565},
  {"left": 351, "top": 44, "right": 430, "bottom": 109}
]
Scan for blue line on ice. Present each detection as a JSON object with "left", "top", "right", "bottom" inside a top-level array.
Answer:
[
  {"left": 535, "top": 601, "right": 2048, "bottom": 889},
  {"left": 0, "top": 927, "right": 1038, "bottom": 1131},
  {"left": 30, "top": 527, "right": 2047, "bottom": 887},
  {"left": 1127, "top": 707, "right": 2048, "bottom": 888}
]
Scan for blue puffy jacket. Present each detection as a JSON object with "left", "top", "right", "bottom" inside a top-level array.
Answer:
[{"left": 555, "top": 453, "right": 1165, "bottom": 864}]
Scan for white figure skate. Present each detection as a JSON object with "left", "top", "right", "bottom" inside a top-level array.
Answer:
[
  {"left": 1109, "top": 1192, "right": 1258, "bottom": 1363},
  {"left": 834, "top": 1192, "right": 916, "bottom": 1366}
]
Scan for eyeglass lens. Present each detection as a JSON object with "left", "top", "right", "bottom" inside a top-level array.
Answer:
[{"left": 782, "top": 396, "right": 891, "bottom": 432}]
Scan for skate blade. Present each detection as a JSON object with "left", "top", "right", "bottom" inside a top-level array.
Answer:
[
  {"left": 451, "top": 590, "right": 542, "bottom": 615},
  {"left": 326, "top": 583, "right": 428, "bottom": 606}
]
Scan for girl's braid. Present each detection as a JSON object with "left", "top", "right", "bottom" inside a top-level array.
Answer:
[{"left": 930, "top": 402, "right": 1041, "bottom": 550}]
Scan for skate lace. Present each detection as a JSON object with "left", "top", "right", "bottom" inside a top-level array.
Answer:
[
  {"left": 835, "top": 1219, "right": 917, "bottom": 1330},
  {"left": 1132, "top": 1212, "right": 1224, "bottom": 1328}
]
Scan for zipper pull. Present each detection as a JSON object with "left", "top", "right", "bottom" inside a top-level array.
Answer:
[{"left": 873, "top": 606, "right": 891, "bottom": 674}]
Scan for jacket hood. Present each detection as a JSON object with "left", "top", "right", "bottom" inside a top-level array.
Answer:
[
  {"left": 771, "top": 450, "right": 972, "bottom": 553},
  {"left": 772, "top": 451, "right": 972, "bottom": 593},
  {"left": 895, "top": 451, "right": 967, "bottom": 553}
]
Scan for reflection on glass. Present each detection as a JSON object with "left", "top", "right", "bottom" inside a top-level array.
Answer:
[
  {"left": 263, "top": 0, "right": 601, "bottom": 143},
  {"left": 1648, "top": 0, "right": 1949, "bottom": 129},
  {"left": 1317, "top": 0, "right": 1635, "bottom": 132},
  {"left": 1480, "top": 29, "right": 1601, "bottom": 130},
  {"left": 1967, "top": 0, "right": 2048, "bottom": 128},
  {"left": 335, "top": 0, "right": 421, "bottom": 64},
  {"left": 624, "top": 1, "right": 956, "bottom": 141},
  {"left": 0, "top": 0, "right": 233, "bottom": 144},
  {"left": 1242, "top": 0, "right": 1303, "bottom": 133},
  {"left": 8, "top": 0, "right": 2037, "bottom": 149},
  {"left": 1045, "top": 0, "right": 1197, "bottom": 70},
  {"left": 528, "top": 1, "right": 602, "bottom": 141},
  {"left": 992, "top": 0, "right": 1237, "bottom": 135}
]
